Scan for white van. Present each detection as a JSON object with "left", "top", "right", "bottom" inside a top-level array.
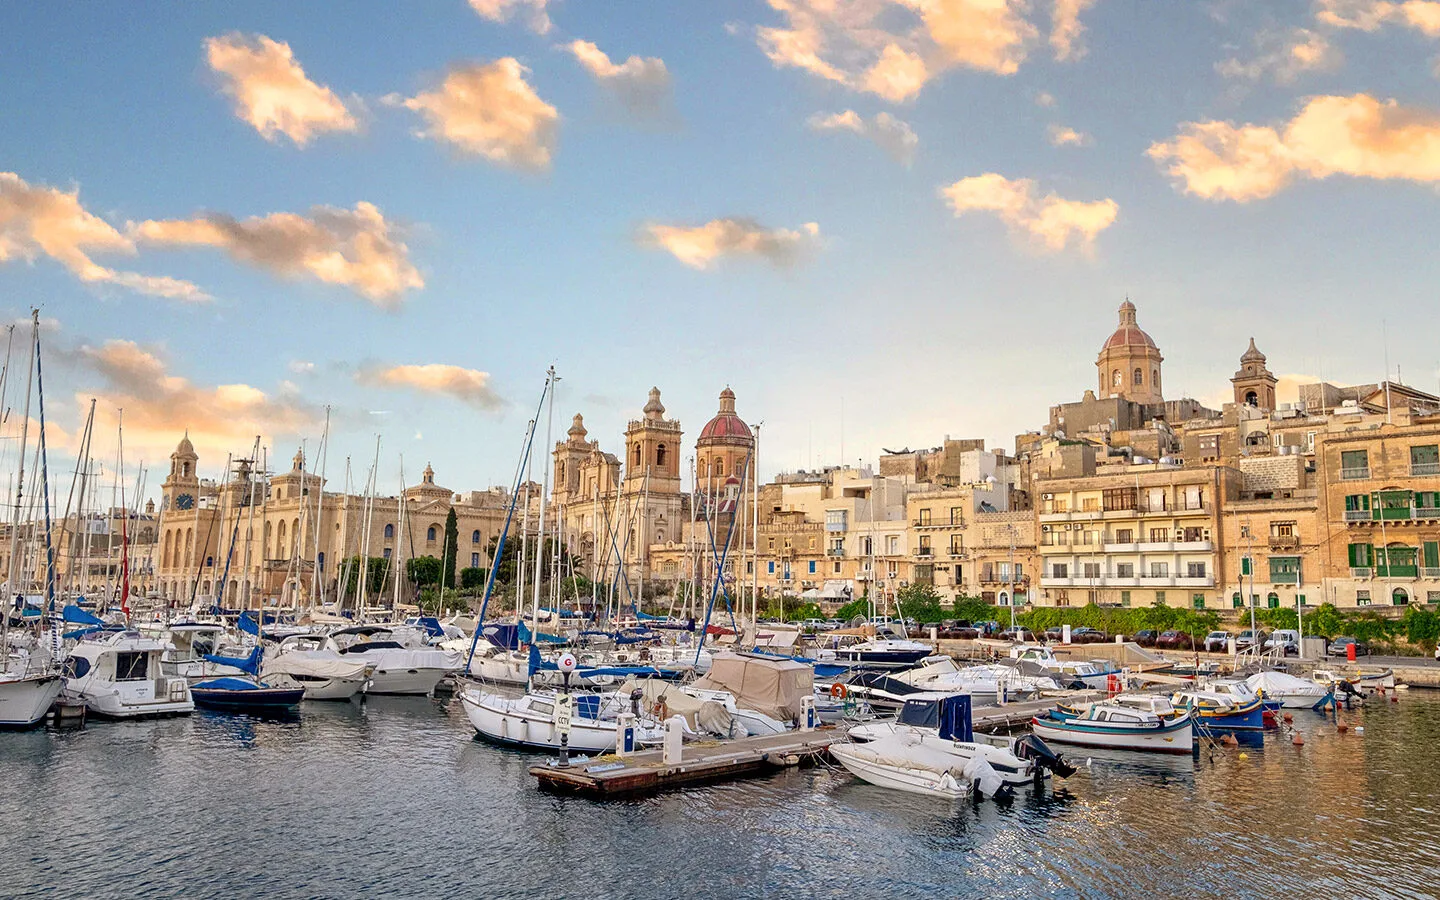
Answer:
[{"left": 1265, "top": 629, "right": 1300, "bottom": 655}]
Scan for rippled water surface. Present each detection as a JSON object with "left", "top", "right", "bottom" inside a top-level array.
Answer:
[{"left": 5, "top": 691, "right": 1439, "bottom": 899}]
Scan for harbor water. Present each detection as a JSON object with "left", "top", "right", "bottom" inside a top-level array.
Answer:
[{"left": 5, "top": 692, "right": 1438, "bottom": 899}]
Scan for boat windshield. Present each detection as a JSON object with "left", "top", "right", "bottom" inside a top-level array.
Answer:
[{"left": 898, "top": 699, "right": 939, "bottom": 729}]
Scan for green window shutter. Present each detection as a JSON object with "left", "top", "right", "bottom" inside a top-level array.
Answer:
[
  {"left": 1425, "top": 542, "right": 1439, "bottom": 568},
  {"left": 1348, "top": 543, "right": 1361, "bottom": 567},
  {"left": 1241, "top": 556, "right": 1252, "bottom": 576}
]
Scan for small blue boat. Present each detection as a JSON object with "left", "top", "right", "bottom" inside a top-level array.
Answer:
[
  {"left": 1170, "top": 690, "right": 1266, "bottom": 732},
  {"left": 190, "top": 677, "right": 305, "bottom": 712}
]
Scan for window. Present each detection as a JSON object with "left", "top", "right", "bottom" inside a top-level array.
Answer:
[
  {"left": 382, "top": 547, "right": 392, "bottom": 559},
  {"left": 954, "top": 565, "right": 963, "bottom": 582},
  {"left": 1120, "top": 590, "right": 1131, "bottom": 606},
  {"left": 1133, "top": 367, "right": 1143, "bottom": 386},
  {"left": 1268, "top": 556, "right": 1300, "bottom": 584},
  {"left": 1340, "top": 449, "right": 1369, "bottom": 479},
  {"left": 949, "top": 535, "right": 963, "bottom": 554},
  {"left": 768, "top": 538, "right": 775, "bottom": 551},
  {"left": 1232, "top": 592, "right": 1243, "bottom": 608},
  {"left": 1412, "top": 444, "right": 1439, "bottom": 476},
  {"left": 1424, "top": 541, "right": 1439, "bottom": 571},
  {"left": 384, "top": 523, "right": 395, "bottom": 540},
  {"left": 1271, "top": 521, "right": 1295, "bottom": 537},
  {"left": 834, "top": 561, "right": 842, "bottom": 574},
  {"left": 767, "top": 561, "right": 775, "bottom": 574},
  {"left": 1348, "top": 542, "right": 1374, "bottom": 568},
  {"left": 656, "top": 443, "right": 667, "bottom": 467},
  {"left": 1357, "top": 590, "right": 1371, "bottom": 606},
  {"left": 1155, "top": 591, "right": 1166, "bottom": 605},
  {"left": 427, "top": 526, "right": 437, "bottom": 541},
  {"left": 1267, "top": 592, "right": 1280, "bottom": 609},
  {"left": 1051, "top": 563, "right": 1069, "bottom": 578},
  {"left": 1112, "top": 369, "right": 1122, "bottom": 387},
  {"left": 1082, "top": 563, "right": 1100, "bottom": 578},
  {"left": 1103, "top": 488, "right": 1136, "bottom": 512},
  {"left": 1149, "top": 562, "right": 1169, "bottom": 577},
  {"left": 1187, "top": 562, "right": 1207, "bottom": 578},
  {"left": 950, "top": 506, "right": 963, "bottom": 524},
  {"left": 918, "top": 508, "right": 931, "bottom": 525},
  {"left": 1115, "top": 528, "right": 1133, "bottom": 543},
  {"left": 714, "top": 458, "right": 724, "bottom": 477},
  {"left": 471, "top": 553, "right": 480, "bottom": 567},
  {"left": 1428, "top": 592, "right": 1440, "bottom": 604},
  {"left": 1055, "top": 590, "right": 1070, "bottom": 607},
  {"left": 472, "top": 530, "right": 481, "bottom": 544},
  {"left": 1241, "top": 556, "right": 1253, "bottom": 576},
  {"left": 114, "top": 652, "right": 149, "bottom": 681},
  {"left": 1116, "top": 563, "right": 1134, "bottom": 578},
  {"left": 1149, "top": 528, "right": 1169, "bottom": 543},
  {"left": 825, "top": 510, "right": 848, "bottom": 532},
  {"left": 808, "top": 561, "right": 816, "bottom": 574}
]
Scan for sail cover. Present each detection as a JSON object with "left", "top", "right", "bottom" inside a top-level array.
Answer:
[{"left": 692, "top": 652, "right": 812, "bottom": 724}]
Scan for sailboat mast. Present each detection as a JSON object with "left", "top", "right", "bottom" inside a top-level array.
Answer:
[
  {"left": 7, "top": 314, "right": 36, "bottom": 610},
  {"left": 117, "top": 411, "right": 131, "bottom": 623},
  {"left": 530, "top": 366, "right": 557, "bottom": 637},
  {"left": 309, "top": 407, "right": 331, "bottom": 612},
  {"left": 392, "top": 456, "right": 405, "bottom": 612}
]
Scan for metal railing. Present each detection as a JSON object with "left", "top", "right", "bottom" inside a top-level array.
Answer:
[
  {"left": 1344, "top": 509, "right": 1372, "bottom": 522},
  {"left": 1340, "top": 467, "right": 1371, "bottom": 480},
  {"left": 1424, "top": 568, "right": 1440, "bottom": 579},
  {"left": 1268, "top": 535, "right": 1301, "bottom": 550},
  {"left": 1351, "top": 567, "right": 1373, "bottom": 579},
  {"left": 1412, "top": 462, "right": 1440, "bottom": 477}
]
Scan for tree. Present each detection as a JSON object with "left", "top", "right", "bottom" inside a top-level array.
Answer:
[
  {"left": 952, "top": 595, "right": 994, "bottom": 623},
  {"left": 443, "top": 509, "right": 459, "bottom": 589},
  {"left": 343, "top": 555, "right": 390, "bottom": 598},
  {"left": 835, "top": 597, "right": 870, "bottom": 623},
  {"left": 459, "top": 566, "right": 487, "bottom": 590},
  {"left": 407, "top": 555, "right": 442, "bottom": 587},
  {"left": 895, "top": 583, "right": 946, "bottom": 623}
]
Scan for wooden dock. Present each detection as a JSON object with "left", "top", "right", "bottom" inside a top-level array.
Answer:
[
  {"left": 972, "top": 692, "right": 1103, "bottom": 731},
  {"left": 530, "top": 729, "right": 840, "bottom": 798}
]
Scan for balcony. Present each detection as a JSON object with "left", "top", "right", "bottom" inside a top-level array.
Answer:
[
  {"left": 1038, "top": 509, "right": 1103, "bottom": 523},
  {"left": 1136, "top": 541, "right": 1175, "bottom": 552},
  {"left": 981, "top": 573, "right": 1024, "bottom": 584},
  {"left": 1351, "top": 567, "right": 1373, "bottom": 579},
  {"left": 915, "top": 549, "right": 934, "bottom": 559},
  {"left": 913, "top": 518, "right": 959, "bottom": 529},
  {"left": 1268, "top": 535, "right": 1301, "bottom": 550},
  {"left": 1174, "top": 540, "right": 1214, "bottom": 552},
  {"left": 1345, "top": 509, "right": 1373, "bottom": 523},
  {"left": 1412, "top": 463, "right": 1440, "bottom": 477},
  {"left": 825, "top": 548, "right": 846, "bottom": 557},
  {"left": 1425, "top": 568, "right": 1440, "bottom": 579},
  {"left": 1340, "top": 467, "right": 1371, "bottom": 480},
  {"left": 947, "top": 548, "right": 968, "bottom": 559}
]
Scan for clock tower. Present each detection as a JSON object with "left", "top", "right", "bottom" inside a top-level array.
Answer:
[{"left": 163, "top": 433, "right": 200, "bottom": 512}]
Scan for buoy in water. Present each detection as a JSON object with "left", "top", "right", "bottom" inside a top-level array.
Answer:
[
  {"left": 1390, "top": 695, "right": 1398, "bottom": 703},
  {"left": 1292, "top": 733, "right": 1305, "bottom": 746},
  {"left": 1282, "top": 712, "right": 1293, "bottom": 723},
  {"left": 1239, "top": 752, "right": 1249, "bottom": 759},
  {"left": 1221, "top": 734, "right": 1239, "bottom": 746},
  {"left": 1337, "top": 722, "right": 1349, "bottom": 733},
  {"left": 1355, "top": 726, "right": 1365, "bottom": 734}
]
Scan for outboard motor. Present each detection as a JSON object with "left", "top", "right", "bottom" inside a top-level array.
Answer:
[
  {"left": 1016, "top": 733, "right": 1078, "bottom": 780},
  {"left": 1336, "top": 679, "right": 1364, "bottom": 701}
]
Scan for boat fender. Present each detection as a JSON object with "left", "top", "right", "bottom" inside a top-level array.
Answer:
[{"left": 830, "top": 683, "right": 848, "bottom": 699}]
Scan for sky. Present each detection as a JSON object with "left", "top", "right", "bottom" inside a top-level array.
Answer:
[{"left": 2, "top": 0, "right": 1440, "bottom": 503}]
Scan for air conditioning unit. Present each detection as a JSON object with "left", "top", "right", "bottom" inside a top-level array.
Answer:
[
  {"left": 1043, "top": 493, "right": 1054, "bottom": 500},
  {"left": 1041, "top": 524, "right": 1052, "bottom": 533}
]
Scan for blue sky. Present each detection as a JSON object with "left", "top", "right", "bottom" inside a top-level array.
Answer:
[{"left": 2, "top": 0, "right": 1438, "bottom": 499}]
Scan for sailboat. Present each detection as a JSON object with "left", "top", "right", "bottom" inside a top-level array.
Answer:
[
  {"left": 0, "top": 316, "right": 64, "bottom": 726},
  {"left": 191, "top": 646, "right": 305, "bottom": 711}
]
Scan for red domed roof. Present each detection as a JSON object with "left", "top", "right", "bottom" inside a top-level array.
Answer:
[
  {"left": 699, "top": 387, "right": 751, "bottom": 442},
  {"left": 1100, "top": 300, "right": 1157, "bottom": 352}
]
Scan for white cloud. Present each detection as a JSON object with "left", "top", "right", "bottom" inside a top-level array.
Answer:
[
  {"left": 133, "top": 201, "right": 423, "bottom": 306},
  {"left": 643, "top": 218, "right": 822, "bottom": 269},
  {"left": 1316, "top": 0, "right": 1440, "bottom": 37},
  {"left": 1047, "top": 124, "right": 1091, "bottom": 146},
  {"left": 565, "top": 40, "right": 673, "bottom": 120},
  {"left": 357, "top": 363, "right": 504, "bottom": 411},
  {"left": 808, "top": 109, "right": 919, "bottom": 163},
  {"left": 1051, "top": 0, "right": 1098, "bottom": 61},
  {"left": 1035, "top": 90, "right": 1057, "bottom": 107},
  {"left": 204, "top": 33, "right": 358, "bottom": 146},
  {"left": 1149, "top": 93, "right": 1440, "bottom": 201},
  {"left": 1216, "top": 28, "right": 1341, "bottom": 83},
  {"left": 468, "top": 0, "right": 553, "bottom": 34},
  {"left": 0, "top": 172, "right": 206, "bottom": 301},
  {"left": 394, "top": 59, "right": 559, "bottom": 171},
  {"left": 939, "top": 172, "right": 1118, "bottom": 251},
  {"left": 756, "top": 0, "right": 1037, "bottom": 102}
]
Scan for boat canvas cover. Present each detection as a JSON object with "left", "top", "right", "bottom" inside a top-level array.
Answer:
[
  {"left": 1246, "top": 671, "right": 1325, "bottom": 695},
  {"left": 692, "top": 652, "right": 813, "bottom": 723},
  {"left": 620, "top": 677, "right": 734, "bottom": 735},
  {"left": 263, "top": 654, "right": 370, "bottom": 681},
  {"left": 751, "top": 628, "right": 800, "bottom": 650},
  {"left": 839, "top": 734, "right": 966, "bottom": 778}
]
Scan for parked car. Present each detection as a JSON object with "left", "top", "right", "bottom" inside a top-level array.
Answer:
[
  {"left": 1235, "top": 629, "right": 1267, "bottom": 651},
  {"left": 1203, "top": 630, "right": 1231, "bottom": 653},
  {"left": 1156, "top": 630, "right": 1197, "bottom": 650},
  {"left": 977, "top": 620, "right": 1003, "bottom": 636},
  {"left": 1265, "top": 629, "right": 1300, "bottom": 655},
  {"left": 1328, "top": 636, "right": 1370, "bottom": 657},
  {"left": 1043, "top": 626, "right": 1064, "bottom": 642},
  {"left": 1070, "top": 627, "right": 1108, "bottom": 644},
  {"left": 1133, "top": 629, "right": 1160, "bottom": 647},
  {"left": 902, "top": 617, "right": 919, "bottom": 630},
  {"left": 937, "top": 623, "right": 981, "bottom": 640},
  {"left": 999, "top": 626, "right": 1037, "bottom": 643},
  {"left": 799, "top": 618, "right": 827, "bottom": 633}
]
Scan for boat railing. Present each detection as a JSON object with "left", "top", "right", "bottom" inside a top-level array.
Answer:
[{"left": 1233, "top": 642, "right": 1285, "bottom": 674}]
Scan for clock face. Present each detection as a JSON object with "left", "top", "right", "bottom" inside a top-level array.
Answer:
[{"left": 176, "top": 493, "right": 195, "bottom": 511}]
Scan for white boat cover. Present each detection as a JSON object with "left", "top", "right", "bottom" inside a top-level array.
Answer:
[
  {"left": 618, "top": 678, "right": 734, "bottom": 736},
  {"left": 692, "top": 652, "right": 812, "bottom": 723},
  {"left": 836, "top": 734, "right": 966, "bottom": 777},
  {"left": 1245, "top": 670, "right": 1326, "bottom": 695},
  {"left": 263, "top": 653, "right": 371, "bottom": 681}
]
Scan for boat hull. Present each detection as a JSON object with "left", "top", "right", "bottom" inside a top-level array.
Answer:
[
  {"left": 1031, "top": 716, "right": 1193, "bottom": 755},
  {"left": 830, "top": 743, "right": 970, "bottom": 799},
  {"left": 364, "top": 666, "right": 448, "bottom": 696},
  {"left": 460, "top": 690, "right": 624, "bottom": 753},
  {"left": 0, "top": 673, "right": 64, "bottom": 727},
  {"left": 192, "top": 687, "right": 305, "bottom": 711}
]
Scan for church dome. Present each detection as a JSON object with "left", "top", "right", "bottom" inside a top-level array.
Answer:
[
  {"left": 699, "top": 388, "right": 751, "bottom": 442},
  {"left": 1101, "top": 300, "right": 1158, "bottom": 351},
  {"left": 175, "top": 433, "right": 195, "bottom": 457},
  {"left": 1240, "top": 337, "right": 1266, "bottom": 364}
]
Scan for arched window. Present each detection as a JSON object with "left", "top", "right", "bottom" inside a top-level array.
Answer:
[
  {"left": 656, "top": 443, "right": 667, "bottom": 467},
  {"left": 714, "top": 458, "right": 725, "bottom": 477},
  {"left": 292, "top": 518, "right": 300, "bottom": 555},
  {"left": 317, "top": 552, "right": 325, "bottom": 572},
  {"left": 1394, "top": 587, "right": 1410, "bottom": 606},
  {"left": 1152, "top": 368, "right": 1160, "bottom": 389},
  {"left": 1112, "top": 369, "right": 1122, "bottom": 387},
  {"left": 632, "top": 444, "right": 640, "bottom": 465},
  {"left": 277, "top": 520, "right": 287, "bottom": 556},
  {"left": 1267, "top": 592, "right": 1279, "bottom": 609},
  {"left": 384, "top": 523, "right": 394, "bottom": 540},
  {"left": 472, "top": 529, "right": 481, "bottom": 544},
  {"left": 1133, "top": 367, "right": 1143, "bottom": 386},
  {"left": 427, "top": 525, "right": 438, "bottom": 542},
  {"left": 1245, "top": 391, "right": 1258, "bottom": 406}
]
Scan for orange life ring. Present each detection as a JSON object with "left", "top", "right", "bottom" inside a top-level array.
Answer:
[{"left": 830, "top": 683, "right": 848, "bottom": 699}]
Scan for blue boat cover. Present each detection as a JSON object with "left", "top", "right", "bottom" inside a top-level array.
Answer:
[
  {"left": 938, "top": 694, "right": 973, "bottom": 743},
  {"left": 193, "top": 677, "right": 261, "bottom": 691},
  {"left": 414, "top": 616, "right": 445, "bottom": 638},
  {"left": 62, "top": 604, "right": 105, "bottom": 625},
  {"left": 203, "top": 646, "right": 263, "bottom": 677},
  {"left": 518, "top": 621, "right": 567, "bottom": 644},
  {"left": 484, "top": 624, "right": 521, "bottom": 650}
]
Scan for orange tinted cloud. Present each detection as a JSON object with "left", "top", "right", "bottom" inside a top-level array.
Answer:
[
  {"left": 204, "top": 33, "right": 357, "bottom": 146},
  {"left": 357, "top": 363, "right": 504, "bottom": 411},
  {"left": 469, "top": 0, "right": 553, "bottom": 34},
  {"left": 1317, "top": 0, "right": 1440, "bottom": 36},
  {"left": 0, "top": 172, "right": 206, "bottom": 301},
  {"left": 566, "top": 40, "right": 673, "bottom": 119},
  {"left": 1149, "top": 93, "right": 1440, "bottom": 201},
  {"left": 939, "top": 172, "right": 1117, "bottom": 251},
  {"left": 133, "top": 202, "right": 423, "bottom": 306},
  {"left": 643, "top": 218, "right": 822, "bottom": 269},
  {"left": 1216, "top": 28, "right": 1341, "bottom": 83},
  {"left": 1050, "top": 0, "right": 1098, "bottom": 61},
  {"left": 396, "top": 59, "right": 559, "bottom": 170},
  {"left": 809, "top": 110, "right": 919, "bottom": 163}
]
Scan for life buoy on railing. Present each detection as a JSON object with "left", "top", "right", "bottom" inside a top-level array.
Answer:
[
  {"left": 1106, "top": 673, "right": 1121, "bottom": 696},
  {"left": 830, "top": 683, "right": 848, "bottom": 699}
]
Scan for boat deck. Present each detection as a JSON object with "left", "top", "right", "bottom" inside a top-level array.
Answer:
[
  {"left": 972, "top": 692, "right": 1104, "bottom": 731},
  {"left": 529, "top": 728, "right": 840, "bottom": 798}
]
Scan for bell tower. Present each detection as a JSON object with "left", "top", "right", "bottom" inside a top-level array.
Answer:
[
  {"left": 624, "top": 388, "right": 683, "bottom": 495},
  {"left": 1231, "top": 338, "right": 1277, "bottom": 411},
  {"left": 162, "top": 433, "right": 200, "bottom": 512}
]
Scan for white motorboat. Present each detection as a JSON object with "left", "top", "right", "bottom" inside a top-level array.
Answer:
[
  {"left": 1009, "top": 644, "right": 1116, "bottom": 689},
  {"left": 313, "top": 626, "right": 460, "bottom": 695},
  {"left": 0, "top": 660, "right": 64, "bottom": 726},
  {"left": 161, "top": 621, "right": 248, "bottom": 681},
  {"left": 848, "top": 697, "right": 1039, "bottom": 788},
  {"left": 64, "top": 630, "right": 194, "bottom": 718},
  {"left": 260, "top": 652, "right": 372, "bottom": 701},
  {"left": 1032, "top": 696, "right": 1192, "bottom": 754},
  {"left": 822, "top": 637, "right": 932, "bottom": 669},
  {"left": 895, "top": 657, "right": 1058, "bottom": 703},
  {"left": 830, "top": 733, "right": 980, "bottom": 800},
  {"left": 680, "top": 685, "right": 789, "bottom": 737},
  {"left": 459, "top": 687, "right": 663, "bottom": 752},
  {"left": 1244, "top": 671, "right": 1334, "bottom": 710}
]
